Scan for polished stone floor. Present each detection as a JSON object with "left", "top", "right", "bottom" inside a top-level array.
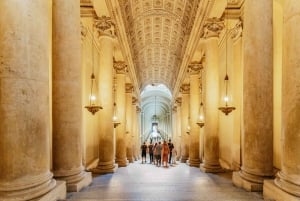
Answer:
[{"left": 66, "top": 161, "right": 264, "bottom": 201}]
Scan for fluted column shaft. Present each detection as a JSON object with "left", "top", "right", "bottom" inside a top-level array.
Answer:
[
  {"left": 200, "top": 18, "right": 223, "bottom": 172},
  {"left": 114, "top": 64, "right": 127, "bottom": 167},
  {"left": 52, "top": 0, "right": 92, "bottom": 191},
  {"left": 268, "top": 0, "right": 300, "bottom": 198},
  {"left": 233, "top": 0, "right": 273, "bottom": 191},
  {"left": 189, "top": 66, "right": 201, "bottom": 167},
  {"left": 180, "top": 87, "right": 190, "bottom": 163},
  {"left": 0, "top": 1, "right": 65, "bottom": 200},
  {"left": 125, "top": 84, "right": 134, "bottom": 162}
]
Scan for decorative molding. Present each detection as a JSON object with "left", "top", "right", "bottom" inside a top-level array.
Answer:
[
  {"left": 136, "top": 106, "right": 141, "bottom": 113},
  {"left": 113, "top": 60, "right": 127, "bottom": 74},
  {"left": 230, "top": 19, "right": 243, "bottom": 41},
  {"left": 203, "top": 17, "right": 224, "bottom": 38},
  {"left": 125, "top": 83, "right": 133, "bottom": 93},
  {"left": 188, "top": 62, "right": 203, "bottom": 75},
  {"left": 172, "top": 106, "right": 177, "bottom": 112},
  {"left": 81, "top": 22, "right": 87, "bottom": 41},
  {"left": 175, "top": 97, "right": 182, "bottom": 106},
  {"left": 94, "top": 16, "right": 116, "bottom": 37},
  {"left": 180, "top": 84, "right": 190, "bottom": 94},
  {"left": 132, "top": 97, "right": 138, "bottom": 105}
]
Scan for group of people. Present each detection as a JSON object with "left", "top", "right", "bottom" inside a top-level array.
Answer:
[{"left": 140, "top": 139, "right": 176, "bottom": 168}]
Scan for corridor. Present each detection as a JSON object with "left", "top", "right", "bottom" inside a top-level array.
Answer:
[{"left": 66, "top": 162, "right": 263, "bottom": 201}]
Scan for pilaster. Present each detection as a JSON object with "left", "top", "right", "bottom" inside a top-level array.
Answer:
[{"left": 180, "top": 84, "right": 190, "bottom": 163}]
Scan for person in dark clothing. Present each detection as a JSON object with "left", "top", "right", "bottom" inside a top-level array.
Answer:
[
  {"left": 148, "top": 142, "right": 154, "bottom": 164},
  {"left": 168, "top": 139, "right": 174, "bottom": 164},
  {"left": 141, "top": 142, "right": 147, "bottom": 164}
]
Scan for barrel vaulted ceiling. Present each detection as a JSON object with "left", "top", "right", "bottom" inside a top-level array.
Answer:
[
  {"left": 117, "top": 0, "right": 201, "bottom": 91},
  {"left": 83, "top": 0, "right": 243, "bottom": 96}
]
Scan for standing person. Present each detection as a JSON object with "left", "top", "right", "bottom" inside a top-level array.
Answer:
[
  {"left": 148, "top": 142, "right": 154, "bottom": 164},
  {"left": 140, "top": 142, "right": 147, "bottom": 164},
  {"left": 153, "top": 142, "right": 158, "bottom": 165},
  {"left": 168, "top": 139, "right": 174, "bottom": 164},
  {"left": 155, "top": 141, "right": 162, "bottom": 167},
  {"left": 162, "top": 140, "right": 170, "bottom": 168}
]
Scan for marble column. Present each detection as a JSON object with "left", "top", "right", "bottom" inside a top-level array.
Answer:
[
  {"left": 132, "top": 97, "right": 138, "bottom": 160},
  {"left": 264, "top": 1, "right": 300, "bottom": 200},
  {"left": 125, "top": 83, "right": 134, "bottom": 162},
  {"left": 52, "top": 0, "right": 92, "bottom": 191},
  {"left": 175, "top": 98, "right": 182, "bottom": 160},
  {"left": 114, "top": 61, "right": 128, "bottom": 167},
  {"left": 180, "top": 84, "right": 190, "bottom": 163},
  {"left": 188, "top": 63, "right": 202, "bottom": 167},
  {"left": 200, "top": 17, "right": 223, "bottom": 173},
  {"left": 92, "top": 16, "right": 117, "bottom": 174},
  {"left": 0, "top": 1, "right": 66, "bottom": 200},
  {"left": 232, "top": 0, "right": 274, "bottom": 191}
]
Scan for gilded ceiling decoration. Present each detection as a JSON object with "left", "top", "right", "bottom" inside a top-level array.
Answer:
[{"left": 118, "top": 0, "right": 201, "bottom": 90}]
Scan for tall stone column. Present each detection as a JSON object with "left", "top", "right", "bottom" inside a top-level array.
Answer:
[
  {"left": 125, "top": 83, "right": 134, "bottom": 162},
  {"left": 264, "top": 1, "right": 300, "bottom": 200},
  {"left": 136, "top": 106, "right": 142, "bottom": 159},
  {"left": 180, "top": 84, "right": 190, "bottom": 163},
  {"left": 232, "top": 0, "right": 274, "bottom": 191},
  {"left": 175, "top": 98, "right": 182, "bottom": 160},
  {"left": 92, "top": 16, "right": 117, "bottom": 174},
  {"left": 52, "top": 0, "right": 92, "bottom": 191},
  {"left": 114, "top": 61, "right": 128, "bottom": 167},
  {"left": 0, "top": 1, "right": 66, "bottom": 200},
  {"left": 200, "top": 17, "right": 223, "bottom": 173},
  {"left": 132, "top": 97, "right": 138, "bottom": 160},
  {"left": 188, "top": 63, "right": 202, "bottom": 167}
]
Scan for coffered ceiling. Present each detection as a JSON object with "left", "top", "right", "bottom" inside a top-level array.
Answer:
[{"left": 117, "top": 0, "right": 201, "bottom": 90}]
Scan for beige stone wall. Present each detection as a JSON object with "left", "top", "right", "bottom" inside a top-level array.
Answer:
[{"left": 81, "top": 18, "right": 100, "bottom": 168}]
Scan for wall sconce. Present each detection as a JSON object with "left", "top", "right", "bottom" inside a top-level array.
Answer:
[
  {"left": 197, "top": 68, "right": 205, "bottom": 127},
  {"left": 112, "top": 102, "right": 120, "bottom": 128},
  {"left": 84, "top": 25, "right": 103, "bottom": 115},
  {"left": 218, "top": 5, "right": 235, "bottom": 115}
]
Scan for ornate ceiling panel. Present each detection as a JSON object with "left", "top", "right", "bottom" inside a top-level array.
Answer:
[{"left": 118, "top": 0, "right": 201, "bottom": 90}]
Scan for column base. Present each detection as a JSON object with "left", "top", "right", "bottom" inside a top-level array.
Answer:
[
  {"left": 92, "top": 163, "right": 118, "bottom": 174},
  {"left": 128, "top": 157, "right": 134, "bottom": 163},
  {"left": 67, "top": 172, "right": 92, "bottom": 192},
  {"left": 37, "top": 180, "right": 66, "bottom": 201},
  {"left": 180, "top": 156, "right": 188, "bottom": 163},
  {"left": 232, "top": 171, "right": 263, "bottom": 191},
  {"left": 264, "top": 180, "right": 300, "bottom": 201},
  {"left": 200, "top": 162, "right": 224, "bottom": 173},
  {"left": 189, "top": 158, "right": 201, "bottom": 167},
  {"left": 115, "top": 158, "right": 128, "bottom": 167}
]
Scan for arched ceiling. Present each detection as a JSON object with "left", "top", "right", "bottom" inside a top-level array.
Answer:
[{"left": 117, "top": 0, "right": 201, "bottom": 90}]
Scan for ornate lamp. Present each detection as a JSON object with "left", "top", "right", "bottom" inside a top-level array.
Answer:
[
  {"left": 197, "top": 68, "right": 205, "bottom": 127},
  {"left": 218, "top": 3, "right": 235, "bottom": 115},
  {"left": 112, "top": 102, "right": 121, "bottom": 128},
  {"left": 85, "top": 25, "right": 103, "bottom": 115}
]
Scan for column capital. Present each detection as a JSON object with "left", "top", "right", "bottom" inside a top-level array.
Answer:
[
  {"left": 113, "top": 60, "right": 127, "bottom": 74},
  {"left": 188, "top": 62, "right": 203, "bottom": 75},
  {"left": 180, "top": 84, "right": 190, "bottom": 94},
  {"left": 125, "top": 83, "right": 133, "bottom": 93},
  {"left": 230, "top": 19, "right": 243, "bottom": 42},
  {"left": 94, "top": 15, "right": 115, "bottom": 38},
  {"left": 172, "top": 106, "right": 177, "bottom": 112},
  {"left": 175, "top": 97, "right": 182, "bottom": 105},
  {"left": 203, "top": 17, "right": 224, "bottom": 39},
  {"left": 136, "top": 106, "right": 141, "bottom": 113},
  {"left": 81, "top": 22, "right": 88, "bottom": 42},
  {"left": 132, "top": 96, "right": 138, "bottom": 105}
]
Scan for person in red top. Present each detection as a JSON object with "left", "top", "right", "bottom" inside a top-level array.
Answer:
[{"left": 161, "top": 140, "right": 170, "bottom": 168}]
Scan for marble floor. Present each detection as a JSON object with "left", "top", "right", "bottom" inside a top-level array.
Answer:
[{"left": 66, "top": 161, "right": 264, "bottom": 201}]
